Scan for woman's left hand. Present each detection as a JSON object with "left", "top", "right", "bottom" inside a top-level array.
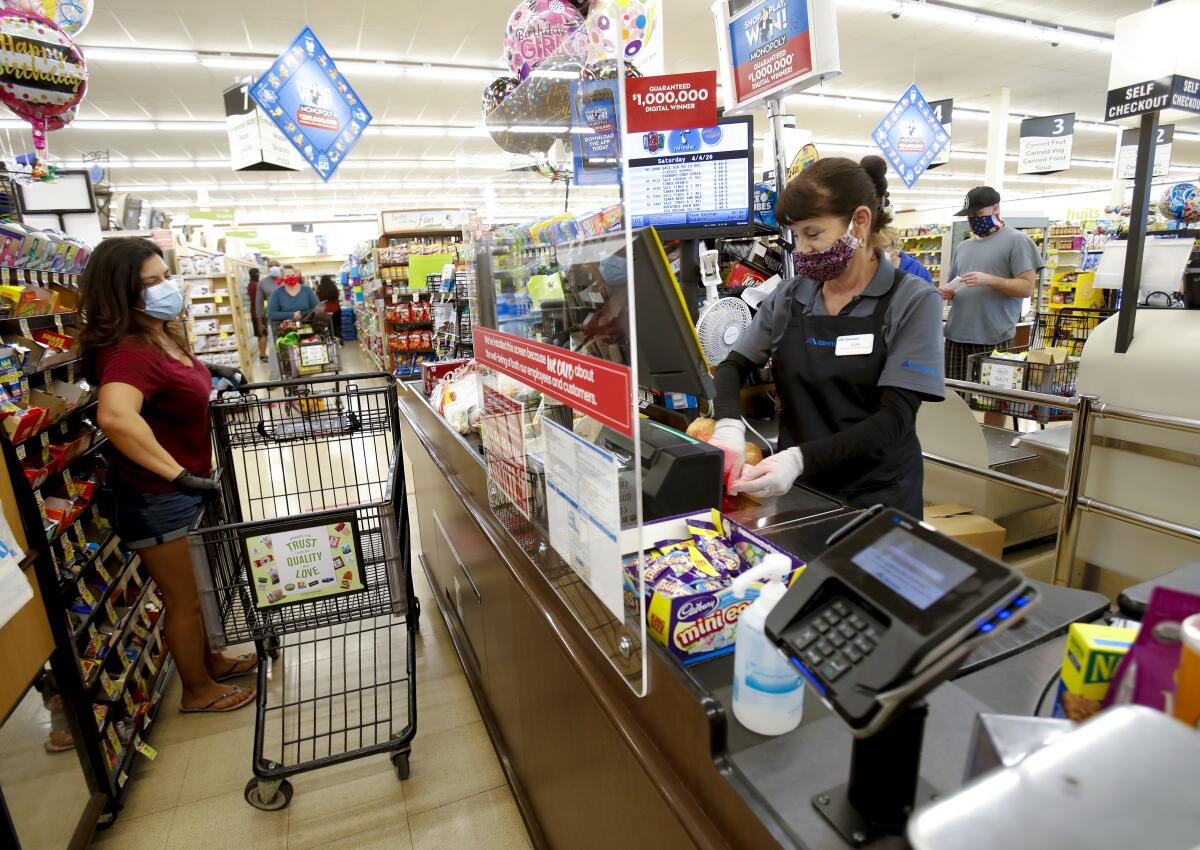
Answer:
[{"left": 730, "top": 448, "right": 804, "bottom": 499}]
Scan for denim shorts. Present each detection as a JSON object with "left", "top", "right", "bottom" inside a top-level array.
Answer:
[{"left": 97, "top": 487, "right": 203, "bottom": 550}]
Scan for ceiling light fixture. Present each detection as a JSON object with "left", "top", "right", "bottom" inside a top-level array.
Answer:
[{"left": 83, "top": 47, "right": 200, "bottom": 64}]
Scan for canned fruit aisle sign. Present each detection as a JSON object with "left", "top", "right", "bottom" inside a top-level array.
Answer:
[
  {"left": 242, "top": 514, "right": 365, "bottom": 609},
  {"left": 713, "top": 0, "right": 840, "bottom": 113},
  {"left": 871, "top": 83, "right": 949, "bottom": 188},
  {"left": 249, "top": 27, "right": 373, "bottom": 182},
  {"left": 625, "top": 71, "right": 717, "bottom": 134},
  {"left": 1018, "top": 113, "right": 1075, "bottom": 175},
  {"left": 474, "top": 327, "right": 634, "bottom": 436}
]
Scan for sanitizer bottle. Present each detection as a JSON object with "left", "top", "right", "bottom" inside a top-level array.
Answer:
[{"left": 730, "top": 554, "right": 805, "bottom": 735}]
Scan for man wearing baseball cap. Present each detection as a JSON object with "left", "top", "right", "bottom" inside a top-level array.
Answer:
[{"left": 942, "top": 186, "right": 1044, "bottom": 424}]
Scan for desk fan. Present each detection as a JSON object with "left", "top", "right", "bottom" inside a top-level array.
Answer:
[{"left": 695, "top": 249, "right": 753, "bottom": 367}]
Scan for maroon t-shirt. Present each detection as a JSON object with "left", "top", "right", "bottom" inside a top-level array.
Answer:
[{"left": 97, "top": 337, "right": 213, "bottom": 493}]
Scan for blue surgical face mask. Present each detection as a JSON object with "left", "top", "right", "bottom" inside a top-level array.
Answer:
[
  {"left": 140, "top": 278, "right": 183, "bottom": 320},
  {"left": 269, "top": 267, "right": 282, "bottom": 278}
]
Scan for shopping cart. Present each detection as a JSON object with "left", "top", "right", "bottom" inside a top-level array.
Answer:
[
  {"left": 1035, "top": 307, "right": 1113, "bottom": 357},
  {"left": 275, "top": 311, "right": 341, "bottom": 381},
  {"left": 187, "top": 372, "right": 418, "bottom": 811}
]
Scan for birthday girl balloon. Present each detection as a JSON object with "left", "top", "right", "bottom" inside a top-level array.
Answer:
[
  {"left": 586, "top": 0, "right": 656, "bottom": 62},
  {"left": 0, "top": 0, "right": 93, "bottom": 37},
  {"left": 503, "top": 0, "right": 586, "bottom": 80},
  {"left": 0, "top": 11, "right": 87, "bottom": 156}
]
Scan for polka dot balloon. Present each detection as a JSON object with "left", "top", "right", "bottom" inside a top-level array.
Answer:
[
  {"left": 1160, "top": 182, "right": 1200, "bottom": 224},
  {"left": 0, "top": 0, "right": 94, "bottom": 37},
  {"left": 586, "top": 0, "right": 656, "bottom": 63}
]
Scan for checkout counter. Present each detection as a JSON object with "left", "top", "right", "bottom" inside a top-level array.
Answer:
[{"left": 398, "top": 379, "right": 1117, "bottom": 849}]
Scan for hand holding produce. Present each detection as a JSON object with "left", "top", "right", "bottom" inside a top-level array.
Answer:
[
  {"left": 707, "top": 418, "right": 746, "bottom": 488},
  {"left": 731, "top": 448, "right": 803, "bottom": 500}
]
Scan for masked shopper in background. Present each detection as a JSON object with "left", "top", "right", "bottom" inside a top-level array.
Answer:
[
  {"left": 710, "top": 157, "right": 945, "bottom": 517},
  {"left": 941, "top": 186, "right": 1044, "bottom": 426},
  {"left": 81, "top": 237, "right": 256, "bottom": 714},
  {"left": 254, "top": 260, "right": 281, "bottom": 364}
]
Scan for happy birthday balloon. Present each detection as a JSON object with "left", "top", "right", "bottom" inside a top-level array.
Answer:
[
  {"left": 580, "top": 58, "right": 642, "bottom": 81},
  {"left": 0, "top": 10, "right": 88, "bottom": 156},
  {"left": 586, "top": 0, "right": 656, "bottom": 63},
  {"left": 1159, "top": 182, "right": 1200, "bottom": 224},
  {"left": 0, "top": 0, "right": 93, "bottom": 36},
  {"left": 504, "top": 0, "right": 586, "bottom": 80},
  {"left": 43, "top": 102, "right": 74, "bottom": 130},
  {"left": 481, "top": 75, "right": 520, "bottom": 119}
]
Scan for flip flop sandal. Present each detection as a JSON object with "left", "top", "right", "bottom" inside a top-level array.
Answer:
[
  {"left": 213, "top": 654, "right": 259, "bottom": 683},
  {"left": 180, "top": 685, "right": 255, "bottom": 714}
]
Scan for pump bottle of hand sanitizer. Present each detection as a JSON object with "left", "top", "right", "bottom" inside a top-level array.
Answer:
[{"left": 730, "top": 554, "right": 805, "bottom": 735}]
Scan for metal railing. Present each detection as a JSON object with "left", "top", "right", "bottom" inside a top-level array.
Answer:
[{"left": 927, "top": 381, "right": 1200, "bottom": 590}]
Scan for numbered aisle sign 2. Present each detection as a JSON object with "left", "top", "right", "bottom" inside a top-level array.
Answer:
[
  {"left": 1018, "top": 113, "right": 1075, "bottom": 175},
  {"left": 1117, "top": 124, "right": 1174, "bottom": 179},
  {"left": 624, "top": 71, "right": 717, "bottom": 134},
  {"left": 240, "top": 513, "right": 366, "bottom": 609}
]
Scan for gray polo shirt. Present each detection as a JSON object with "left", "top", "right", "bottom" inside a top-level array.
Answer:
[
  {"left": 945, "top": 226, "right": 1044, "bottom": 345},
  {"left": 732, "top": 255, "right": 946, "bottom": 400}
]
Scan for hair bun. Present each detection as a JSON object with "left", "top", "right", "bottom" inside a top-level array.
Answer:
[{"left": 859, "top": 155, "right": 889, "bottom": 198}]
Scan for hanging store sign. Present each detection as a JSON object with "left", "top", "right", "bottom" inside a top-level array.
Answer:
[
  {"left": 1018, "top": 113, "right": 1075, "bottom": 175},
  {"left": 473, "top": 328, "right": 633, "bottom": 436},
  {"left": 249, "top": 27, "right": 373, "bottom": 182},
  {"left": 1117, "top": 124, "right": 1174, "bottom": 179},
  {"left": 570, "top": 78, "right": 621, "bottom": 187},
  {"left": 928, "top": 99, "right": 952, "bottom": 168},
  {"left": 871, "top": 83, "right": 949, "bottom": 188},
  {"left": 712, "top": 0, "right": 841, "bottom": 114},
  {"left": 223, "top": 82, "right": 303, "bottom": 172},
  {"left": 1105, "top": 77, "right": 1200, "bottom": 123},
  {"left": 624, "top": 71, "right": 717, "bottom": 134}
]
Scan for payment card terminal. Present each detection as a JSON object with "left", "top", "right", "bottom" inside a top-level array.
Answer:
[{"left": 765, "top": 508, "right": 1038, "bottom": 737}]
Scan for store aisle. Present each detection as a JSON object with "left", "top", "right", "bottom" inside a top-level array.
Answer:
[{"left": 90, "top": 342, "right": 531, "bottom": 850}]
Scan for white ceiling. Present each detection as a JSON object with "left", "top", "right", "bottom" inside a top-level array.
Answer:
[{"left": 19, "top": 0, "right": 1198, "bottom": 222}]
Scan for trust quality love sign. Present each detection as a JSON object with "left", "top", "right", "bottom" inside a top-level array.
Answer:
[{"left": 473, "top": 327, "right": 633, "bottom": 436}]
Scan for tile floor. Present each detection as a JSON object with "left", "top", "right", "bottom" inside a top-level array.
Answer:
[{"left": 79, "top": 344, "right": 532, "bottom": 849}]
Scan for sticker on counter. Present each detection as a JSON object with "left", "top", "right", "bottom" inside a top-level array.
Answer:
[{"left": 544, "top": 419, "right": 624, "bottom": 621}]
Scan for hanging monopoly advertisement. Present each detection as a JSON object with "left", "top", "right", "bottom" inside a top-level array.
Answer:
[
  {"left": 249, "top": 27, "right": 373, "bottom": 182},
  {"left": 871, "top": 84, "right": 949, "bottom": 189},
  {"left": 711, "top": 0, "right": 841, "bottom": 114}
]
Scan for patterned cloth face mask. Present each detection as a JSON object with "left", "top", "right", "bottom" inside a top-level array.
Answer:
[
  {"left": 968, "top": 212, "right": 1003, "bottom": 237},
  {"left": 793, "top": 223, "right": 861, "bottom": 283}
]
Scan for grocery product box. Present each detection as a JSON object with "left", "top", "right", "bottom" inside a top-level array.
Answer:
[
  {"left": 622, "top": 510, "right": 805, "bottom": 665},
  {"left": 1053, "top": 621, "right": 1138, "bottom": 720},
  {"left": 923, "top": 504, "right": 1005, "bottom": 560},
  {"left": 420, "top": 358, "right": 471, "bottom": 396}
]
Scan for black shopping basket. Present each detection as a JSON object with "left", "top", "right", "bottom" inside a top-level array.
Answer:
[
  {"left": 965, "top": 343, "right": 1078, "bottom": 424},
  {"left": 187, "top": 372, "right": 419, "bottom": 810}
]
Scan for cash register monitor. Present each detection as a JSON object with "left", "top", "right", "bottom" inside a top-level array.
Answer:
[
  {"left": 765, "top": 509, "right": 1036, "bottom": 734},
  {"left": 557, "top": 228, "right": 715, "bottom": 399}
]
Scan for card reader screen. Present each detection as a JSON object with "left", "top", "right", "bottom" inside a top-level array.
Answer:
[{"left": 851, "top": 528, "right": 974, "bottom": 610}]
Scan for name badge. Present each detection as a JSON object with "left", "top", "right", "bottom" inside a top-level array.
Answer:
[{"left": 836, "top": 334, "right": 874, "bottom": 356}]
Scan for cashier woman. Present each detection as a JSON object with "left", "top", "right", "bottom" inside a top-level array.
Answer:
[{"left": 710, "top": 156, "right": 945, "bottom": 517}]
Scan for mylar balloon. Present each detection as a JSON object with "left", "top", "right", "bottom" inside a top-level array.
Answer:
[
  {"left": 586, "top": 0, "right": 656, "bottom": 62},
  {"left": 0, "top": 10, "right": 87, "bottom": 154},
  {"left": 580, "top": 58, "right": 642, "bottom": 80},
  {"left": 43, "top": 103, "right": 75, "bottom": 130},
  {"left": 0, "top": 0, "right": 93, "bottom": 37},
  {"left": 504, "top": 0, "right": 585, "bottom": 80},
  {"left": 481, "top": 76, "right": 521, "bottom": 119},
  {"left": 524, "top": 54, "right": 582, "bottom": 130},
  {"left": 1159, "top": 182, "right": 1200, "bottom": 224}
]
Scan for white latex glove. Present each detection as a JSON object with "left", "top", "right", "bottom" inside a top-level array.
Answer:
[
  {"left": 709, "top": 418, "right": 746, "bottom": 487},
  {"left": 731, "top": 448, "right": 804, "bottom": 499}
]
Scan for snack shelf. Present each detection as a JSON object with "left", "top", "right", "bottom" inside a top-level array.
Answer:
[
  {"left": 100, "top": 604, "right": 167, "bottom": 713},
  {"left": 70, "top": 542, "right": 138, "bottom": 642},
  {"left": 108, "top": 653, "right": 174, "bottom": 794},
  {"left": 8, "top": 399, "right": 96, "bottom": 449},
  {"left": 0, "top": 310, "right": 77, "bottom": 332},
  {"left": 32, "top": 435, "right": 108, "bottom": 492},
  {"left": 85, "top": 578, "right": 157, "bottom": 697},
  {"left": 56, "top": 523, "right": 118, "bottom": 597}
]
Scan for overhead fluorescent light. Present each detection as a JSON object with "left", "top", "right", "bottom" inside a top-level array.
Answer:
[
  {"left": 403, "top": 65, "right": 499, "bottom": 83},
  {"left": 83, "top": 47, "right": 199, "bottom": 64},
  {"left": 376, "top": 126, "right": 448, "bottom": 137},
  {"left": 199, "top": 55, "right": 267, "bottom": 71},
  {"left": 510, "top": 125, "right": 569, "bottom": 134},
  {"left": 71, "top": 120, "right": 157, "bottom": 131},
  {"left": 156, "top": 121, "right": 226, "bottom": 132},
  {"left": 338, "top": 60, "right": 405, "bottom": 78}
]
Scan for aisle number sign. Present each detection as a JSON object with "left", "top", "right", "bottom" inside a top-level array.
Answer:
[
  {"left": 928, "top": 99, "right": 952, "bottom": 168},
  {"left": 871, "top": 84, "right": 949, "bottom": 188},
  {"left": 1018, "top": 113, "right": 1075, "bottom": 175},
  {"left": 241, "top": 514, "right": 366, "bottom": 609},
  {"left": 1117, "top": 125, "right": 1174, "bottom": 179},
  {"left": 249, "top": 27, "right": 373, "bottom": 182}
]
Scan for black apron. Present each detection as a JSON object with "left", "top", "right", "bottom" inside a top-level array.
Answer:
[{"left": 773, "top": 269, "right": 924, "bottom": 516}]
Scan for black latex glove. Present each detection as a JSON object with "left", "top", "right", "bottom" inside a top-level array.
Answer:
[
  {"left": 206, "top": 363, "right": 245, "bottom": 385},
  {"left": 172, "top": 470, "right": 220, "bottom": 499}
]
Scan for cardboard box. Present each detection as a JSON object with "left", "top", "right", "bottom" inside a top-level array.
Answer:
[
  {"left": 420, "top": 358, "right": 471, "bottom": 397},
  {"left": 1026, "top": 347, "right": 1070, "bottom": 366},
  {"left": 1053, "top": 621, "right": 1138, "bottom": 720},
  {"left": 923, "top": 504, "right": 1006, "bottom": 560}
]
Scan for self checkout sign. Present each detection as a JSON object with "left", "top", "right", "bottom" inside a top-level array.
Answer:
[
  {"left": 249, "top": 27, "right": 373, "bottom": 182},
  {"left": 625, "top": 71, "right": 717, "bottom": 134}
]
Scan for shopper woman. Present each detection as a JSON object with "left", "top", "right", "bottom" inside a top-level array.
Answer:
[
  {"left": 710, "top": 156, "right": 945, "bottom": 516},
  {"left": 267, "top": 265, "right": 319, "bottom": 323},
  {"left": 316, "top": 274, "right": 343, "bottom": 343},
  {"left": 81, "top": 237, "right": 256, "bottom": 714}
]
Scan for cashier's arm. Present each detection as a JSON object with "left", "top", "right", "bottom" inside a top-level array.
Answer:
[
  {"left": 960, "top": 268, "right": 1037, "bottom": 298},
  {"left": 97, "top": 383, "right": 185, "bottom": 481}
]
